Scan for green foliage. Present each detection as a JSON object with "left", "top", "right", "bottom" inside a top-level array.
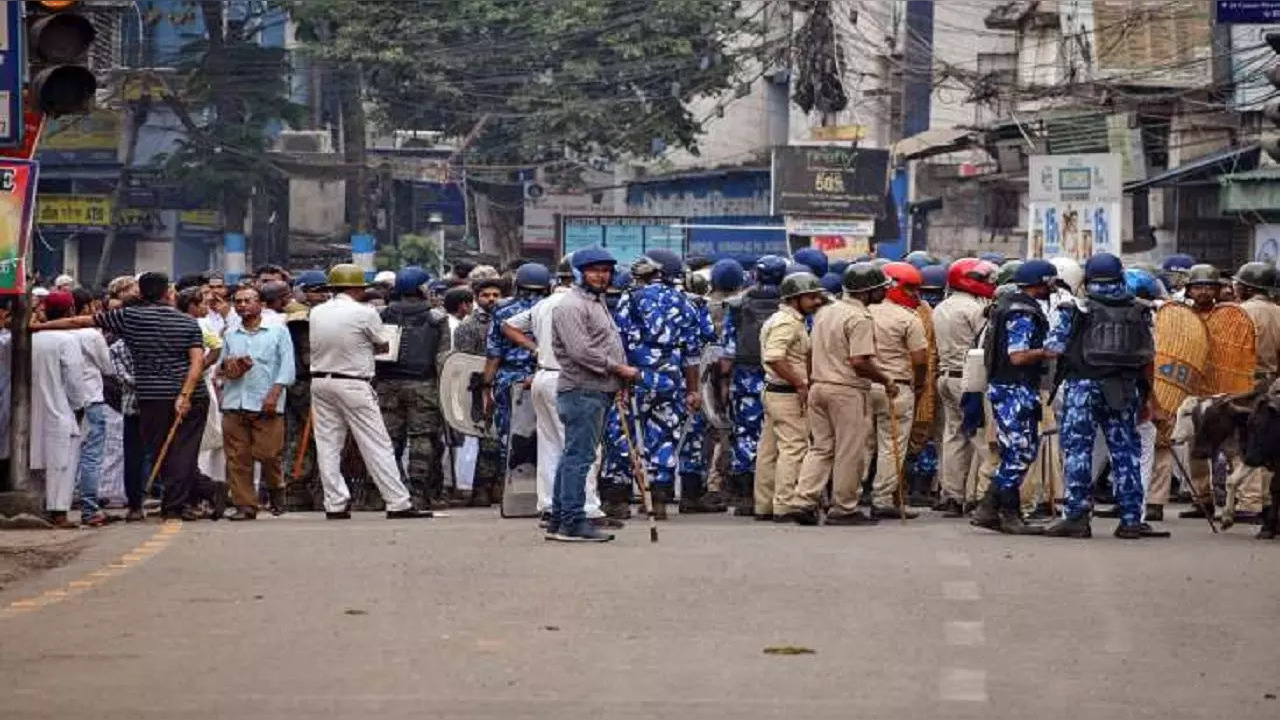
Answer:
[
  {"left": 295, "top": 0, "right": 771, "bottom": 164},
  {"left": 376, "top": 234, "right": 444, "bottom": 271}
]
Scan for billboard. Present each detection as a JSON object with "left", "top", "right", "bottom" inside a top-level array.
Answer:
[
  {"left": 771, "top": 145, "right": 890, "bottom": 217},
  {"left": 0, "top": 159, "right": 39, "bottom": 295},
  {"left": 0, "top": 3, "right": 25, "bottom": 149},
  {"left": 560, "top": 216, "right": 684, "bottom": 268},
  {"left": 1028, "top": 153, "right": 1123, "bottom": 260}
]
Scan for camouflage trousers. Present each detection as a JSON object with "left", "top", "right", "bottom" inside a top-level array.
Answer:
[
  {"left": 376, "top": 377, "right": 445, "bottom": 504},
  {"left": 987, "top": 382, "right": 1041, "bottom": 493},
  {"left": 1060, "top": 378, "right": 1143, "bottom": 525},
  {"left": 283, "top": 380, "right": 321, "bottom": 510}
]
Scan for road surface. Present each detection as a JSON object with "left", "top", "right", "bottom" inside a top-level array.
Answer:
[{"left": 0, "top": 509, "right": 1276, "bottom": 719}]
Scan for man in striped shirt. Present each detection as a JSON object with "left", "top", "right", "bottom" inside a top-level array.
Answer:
[{"left": 34, "top": 272, "right": 208, "bottom": 521}]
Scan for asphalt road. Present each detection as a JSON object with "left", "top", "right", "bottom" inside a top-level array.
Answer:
[{"left": 0, "top": 508, "right": 1277, "bottom": 720}]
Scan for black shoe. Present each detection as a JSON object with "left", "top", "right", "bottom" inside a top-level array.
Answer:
[
  {"left": 734, "top": 506, "right": 757, "bottom": 517},
  {"left": 1027, "top": 503, "right": 1054, "bottom": 520},
  {"left": 1145, "top": 504, "right": 1164, "bottom": 523},
  {"left": 386, "top": 508, "right": 433, "bottom": 520},
  {"left": 907, "top": 492, "right": 934, "bottom": 508},
  {"left": 1256, "top": 506, "right": 1277, "bottom": 540},
  {"left": 678, "top": 497, "right": 719, "bottom": 514},
  {"left": 1044, "top": 515, "right": 1092, "bottom": 539},
  {"left": 753, "top": 513, "right": 774, "bottom": 522},
  {"left": 1179, "top": 505, "right": 1210, "bottom": 519},
  {"left": 702, "top": 491, "right": 728, "bottom": 512},
  {"left": 1094, "top": 506, "right": 1122, "bottom": 519},
  {"left": 1233, "top": 511, "right": 1264, "bottom": 526},
  {"left": 825, "top": 511, "right": 879, "bottom": 526},
  {"left": 871, "top": 506, "right": 918, "bottom": 520},
  {"left": 267, "top": 489, "right": 285, "bottom": 517},
  {"left": 970, "top": 487, "right": 1001, "bottom": 532},
  {"left": 326, "top": 511, "right": 351, "bottom": 520},
  {"left": 125, "top": 508, "right": 145, "bottom": 523},
  {"left": 591, "top": 516, "right": 626, "bottom": 530},
  {"left": 772, "top": 513, "right": 796, "bottom": 524},
  {"left": 1138, "top": 522, "right": 1171, "bottom": 538},
  {"left": 996, "top": 489, "right": 1044, "bottom": 535},
  {"left": 552, "top": 521, "right": 614, "bottom": 543},
  {"left": 788, "top": 509, "right": 820, "bottom": 526},
  {"left": 936, "top": 498, "right": 965, "bottom": 518},
  {"left": 538, "top": 511, "right": 553, "bottom": 529},
  {"left": 1114, "top": 523, "right": 1143, "bottom": 540},
  {"left": 602, "top": 501, "right": 632, "bottom": 520},
  {"left": 226, "top": 507, "right": 257, "bottom": 522},
  {"left": 209, "top": 482, "right": 228, "bottom": 521}
]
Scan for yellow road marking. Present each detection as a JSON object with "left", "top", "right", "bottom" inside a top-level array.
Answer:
[{"left": 1, "top": 521, "right": 183, "bottom": 620}]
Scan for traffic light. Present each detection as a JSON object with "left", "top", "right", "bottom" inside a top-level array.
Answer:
[{"left": 25, "top": 1, "right": 98, "bottom": 116}]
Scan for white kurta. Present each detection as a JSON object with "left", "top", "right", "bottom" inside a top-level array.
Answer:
[{"left": 30, "top": 331, "right": 87, "bottom": 511}]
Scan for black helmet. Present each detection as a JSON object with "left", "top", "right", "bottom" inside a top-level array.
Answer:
[
  {"left": 686, "top": 271, "right": 710, "bottom": 296},
  {"left": 556, "top": 254, "right": 574, "bottom": 280},
  {"left": 779, "top": 272, "right": 825, "bottom": 300},
  {"left": 1233, "top": 261, "right": 1277, "bottom": 291},
  {"left": 843, "top": 262, "right": 891, "bottom": 294},
  {"left": 1185, "top": 264, "right": 1222, "bottom": 287}
]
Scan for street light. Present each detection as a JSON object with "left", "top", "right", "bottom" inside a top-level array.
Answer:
[{"left": 427, "top": 211, "right": 445, "bottom": 278}]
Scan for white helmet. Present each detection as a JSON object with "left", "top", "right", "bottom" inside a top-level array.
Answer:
[
  {"left": 1049, "top": 257, "right": 1084, "bottom": 295},
  {"left": 373, "top": 270, "right": 396, "bottom": 288}
]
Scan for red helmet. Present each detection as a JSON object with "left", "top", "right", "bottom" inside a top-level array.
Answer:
[
  {"left": 884, "top": 262, "right": 923, "bottom": 308},
  {"left": 947, "top": 258, "right": 998, "bottom": 298}
]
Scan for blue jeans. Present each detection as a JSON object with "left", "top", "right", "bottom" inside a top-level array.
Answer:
[
  {"left": 77, "top": 403, "right": 107, "bottom": 518},
  {"left": 552, "top": 389, "right": 610, "bottom": 531}
]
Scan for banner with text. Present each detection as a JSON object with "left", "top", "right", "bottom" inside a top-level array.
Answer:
[
  {"left": 560, "top": 215, "right": 684, "bottom": 268},
  {"left": 1028, "top": 153, "right": 1122, "bottom": 260},
  {"left": 771, "top": 145, "right": 890, "bottom": 217},
  {"left": 0, "top": 159, "right": 39, "bottom": 295}
]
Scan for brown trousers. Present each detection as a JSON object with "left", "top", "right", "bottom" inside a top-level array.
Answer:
[
  {"left": 755, "top": 390, "right": 808, "bottom": 515},
  {"left": 223, "top": 411, "right": 286, "bottom": 509},
  {"left": 795, "top": 383, "right": 872, "bottom": 516}
]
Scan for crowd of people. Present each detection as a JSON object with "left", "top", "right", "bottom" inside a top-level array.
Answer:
[{"left": 3, "top": 245, "right": 1277, "bottom": 543}]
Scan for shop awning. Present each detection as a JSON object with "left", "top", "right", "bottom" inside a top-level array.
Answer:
[
  {"left": 892, "top": 128, "right": 976, "bottom": 161},
  {"left": 1125, "top": 144, "right": 1261, "bottom": 193}
]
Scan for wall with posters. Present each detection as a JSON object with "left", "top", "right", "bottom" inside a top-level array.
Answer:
[
  {"left": 1253, "top": 223, "right": 1280, "bottom": 263},
  {"left": 1027, "top": 153, "right": 1122, "bottom": 260}
]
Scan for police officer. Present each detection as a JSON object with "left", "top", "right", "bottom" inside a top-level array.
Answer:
[
  {"left": 757, "top": 272, "right": 824, "bottom": 522},
  {"left": 1043, "top": 253, "right": 1156, "bottom": 539},
  {"left": 867, "top": 262, "right": 929, "bottom": 520},
  {"left": 616, "top": 249, "right": 703, "bottom": 520},
  {"left": 971, "top": 260, "right": 1056, "bottom": 535},
  {"left": 309, "top": 264, "right": 433, "bottom": 520},
  {"left": 793, "top": 247, "right": 829, "bottom": 278},
  {"left": 904, "top": 251, "right": 940, "bottom": 270},
  {"left": 482, "top": 263, "right": 552, "bottom": 473},
  {"left": 597, "top": 270, "right": 635, "bottom": 519},
  {"left": 932, "top": 259, "right": 999, "bottom": 517},
  {"left": 720, "top": 255, "right": 787, "bottom": 515},
  {"left": 1160, "top": 253, "right": 1196, "bottom": 300},
  {"left": 281, "top": 270, "right": 328, "bottom": 510},
  {"left": 1226, "top": 262, "right": 1280, "bottom": 528},
  {"left": 795, "top": 263, "right": 895, "bottom": 526},
  {"left": 376, "top": 266, "right": 449, "bottom": 508},
  {"left": 677, "top": 269, "right": 720, "bottom": 513},
  {"left": 919, "top": 264, "right": 948, "bottom": 308},
  {"left": 703, "top": 259, "right": 745, "bottom": 510},
  {"left": 1174, "top": 263, "right": 1222, "bottom": 520}
]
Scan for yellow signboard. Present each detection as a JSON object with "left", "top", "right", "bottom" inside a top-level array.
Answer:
[
  {"left": 42, "top": 110, "right": 121, "bottom": 152},
  {"left": 178, "top": 209, "right": 221, "bottom": 228},
  {"left": 38, "top": 195, "right": 154, "bottom": 229},
  {"left": 810, "top": 125, "right": 867, "bottom": 142}
]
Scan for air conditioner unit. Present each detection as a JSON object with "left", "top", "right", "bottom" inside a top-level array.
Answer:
[{"left": 275, "top": 131, "right": 333, "bottom": 154}]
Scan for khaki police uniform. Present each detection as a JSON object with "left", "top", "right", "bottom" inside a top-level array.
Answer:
[
  {"left": 932, "top": 292, "right": 988, "bottom": 504},
  {"left": 794, "top": 296, "right": 876, "bottom": 517},
  {"left": 309, "top": 293, "right": 414, "bottom": 514},
  {"left": 1229, "top": 295, "right": 1280, "bottom": 514},
  {"left": 754, "top": 304, "right": 810, "bottom": 516},
  {"left": 868, "top": 301, "right": 928, "bottom": 510}
]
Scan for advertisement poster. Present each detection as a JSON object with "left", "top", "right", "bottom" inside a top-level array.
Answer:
[
  {"left": 0, "top": 159, "right": 39, "bottom": 294},
  {"left": 1028, "top": 153, "right": 1122, "bottom": 260},
  {"left": 560, "top": 215, "right": 685, "bottom": 267},
  {"left": 772, "top": 145, "right": 890, "bottom": 217},
  {"left": 786, "top": 216, "right": 874, "bottom": 262},
  {"left": 1253, "top": 223, "right": 1280, "bottom": 263}
]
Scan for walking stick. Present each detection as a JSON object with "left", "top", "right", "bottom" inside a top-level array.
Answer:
[
  {"left": 1170, "top": 441, "right": 1218, "bottom": 533},
  {"left": 293, "top": 411, "right": 314, "bottom": 481},
  {"left": 617, "top": 394, "right": 659, "bottom": 543},
  {"left": 887, "top": 389, "right": 908, "bottom": 525},
  {"left": 145, "top": 411, "right": 184, "bottom": 494}
]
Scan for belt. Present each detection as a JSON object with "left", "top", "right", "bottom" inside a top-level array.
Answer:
[
  {"left": 538, "top": 366, "right": 560, "bottom": 373},
  {"left": 765, "top": 384, "right": 797, "bottom": 394},
  {"left": 312, "top": 372, "right": 372, "bottom": 382},
  {"left": 943, "top": 370, "right": 964, "bottom": 378}
]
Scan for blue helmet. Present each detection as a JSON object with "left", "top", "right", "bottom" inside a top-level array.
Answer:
[
  {"left": 793, "top": 247, "right": 829, "bottom": 277},
  {"left": 920, "top": 264, "right": 948, "bottom": 291},
  {"left": 514, "top": 263, "right": 552, "bottom": 291},
  {"left": 710, "top": 258, "right": 745, "bottom": 292},
  {"left": 979, "top": 252, "right": 1007, "bottom": 265},
  {"left": 427, "top": 280, "right": 449, "bottom": 296},
  {"left": 571, "top": 246, "right": 617, "bottom": 271},
  {"left": 904, "top": 250, "right": 938, "bottom": 270},
  {"left": 755, "top": 255, "right": 788, "bottom": 285},
  {"left": 830, "top": 259, "right": 851, "bottom": 278},
  {"left": 1161, "top": 253, "right": 1195, "bottom": 273},
  {"left": 1085, "top": 253, "right": 1124, "bottom": 283},
  {"left": 607, "top": 269, "right": 632, "bottom": 294},
  {"left": 294, "top": 269, "right": 328, "bottom": 289},
  {"left": 643, "top": 248, "right": 684, "bottom": 279},
  {"left": 1013, "top": 259, "right": 1058, "bottom": 287},
  {"left": 820, "top": 272, "right": 843, "bottom": 296},
  {"left": 394, "top": 266, "right": 431, "bottom": 296},
  {"left": 1124, "top": 268, "right": 1164, "bottom": 300},
  {"left": 784, "top": 261, "right": 808, "bottom": 278}
]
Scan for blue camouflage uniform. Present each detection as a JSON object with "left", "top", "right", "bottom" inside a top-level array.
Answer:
[
  {"left": 1047, "top": 282, "right": 1146, "bottom": 525},
  {"left": 616, "top": 281, "right": 703, "bottom": 491},
  {"left": 720, "top": 306, "right": 766, "bottom": 476},
  {"left": 988, "top": 314, "right": 1043, "bottom": 492},
  {"left": 599, "top": 296, "right": 634, "bottom": 494},
  {"left": 485, "top": 294, "right": 539, "bottom": 467},
  {"left": 677, "top": 296, "right": 718, "bottom": 483}
]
